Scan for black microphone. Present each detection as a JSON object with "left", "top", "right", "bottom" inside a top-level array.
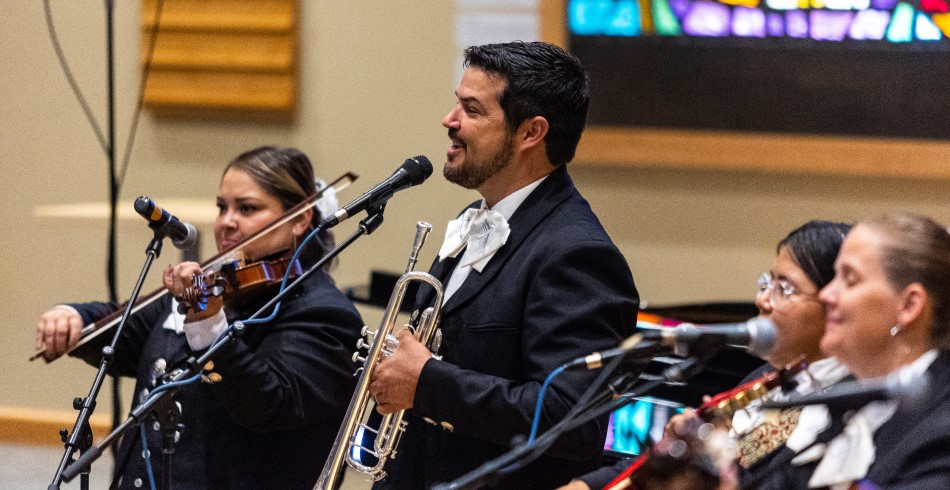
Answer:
[
  {"left": 642, "top": 316, "right": 778, "bottom": 358},
  {"left": 134, "top": 196, "right": 198, "bottom": 250},
  {"left": 321, "top": 156, "right": 433, "bottom": 228},
  {"left": 763, "top": 373, "right": 929, "bottom": 412}
]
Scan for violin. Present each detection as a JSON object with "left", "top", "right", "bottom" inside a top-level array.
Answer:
[
  {"left": 603, "top": 357, "right": 808, "bottom": 490},
  {"left": 31, "top": 172, "right": 357, "bottom": 363},
  {"left": 176, "top": 251, "right": 303, "bottom": 314}
]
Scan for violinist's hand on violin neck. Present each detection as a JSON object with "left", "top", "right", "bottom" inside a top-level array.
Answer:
[
  {"left": 164, "top": 262, "right": 203, "bottom": 293},
  {"left": 36, "top": 306, "right": 83, "bottom": 360},
  {"left": 164, "top": 262, "right": 222, "bottom": 321}
]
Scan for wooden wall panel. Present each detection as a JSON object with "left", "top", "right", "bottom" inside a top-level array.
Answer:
[
  {"left": 0, "top": 406, "right": 111, "bottom": 446},
  {"left": 141, "top": 0, "right": 298, "bottom": 120}
]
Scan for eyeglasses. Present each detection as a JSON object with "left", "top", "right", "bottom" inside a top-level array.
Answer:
[{"left": 757, "top": 272, "right": 816, "bottom": 308}]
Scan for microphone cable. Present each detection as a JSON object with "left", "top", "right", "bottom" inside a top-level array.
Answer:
[
  {"left": 527, "top": 333, "right": 657, "bottom": 445},
  {"left": 455, "top": 352, "right": 667, "bottom": 490},
  {"left": 528, "top": 364, "right": 567, "bottom": 445},
  {"left": 139, "top": 424, "right": 158, "bottom": 490}
]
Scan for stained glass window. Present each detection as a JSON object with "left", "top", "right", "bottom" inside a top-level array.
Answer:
[{"left": 569, "top": 0, "right": 950, "bottom": 42}]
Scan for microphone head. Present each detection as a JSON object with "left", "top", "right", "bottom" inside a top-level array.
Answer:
[
  {"left": 133, "top": 195, "right": 170, "bottom": 230},
  {"left": 745, "top": 316, "right": 777, "bottom": 358},
  {"left": 172, "top": 222, "right": 199, "bottom": 250},
  {"left": 133, "top": 195, "right": 151, "bottom": 215},
  {"left": 403, "top": 156, "right": 433, "bottom": 186},
  {"left": 134, "top": 196, "right": 160, "bottom": 222}
]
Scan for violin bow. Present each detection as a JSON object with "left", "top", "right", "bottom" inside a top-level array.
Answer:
[{"left": 31, "top": 172, "right": 358, "bottom": 363}]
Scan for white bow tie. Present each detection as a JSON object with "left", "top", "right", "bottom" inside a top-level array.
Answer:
[
  {"left": 806, "top": 401, "right": 898, "bottom": 488},
  {"left": 437, "top": 208, "right": 510, "bottom": 273}
]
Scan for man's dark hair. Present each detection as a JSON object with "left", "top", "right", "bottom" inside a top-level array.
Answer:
[{"left": 463, "top": 41, "right": 590, "bottom": 167}]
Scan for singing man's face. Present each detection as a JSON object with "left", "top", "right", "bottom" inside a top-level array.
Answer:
[{"left": 441, "top": 66, "right": 515, "bottom": 190}]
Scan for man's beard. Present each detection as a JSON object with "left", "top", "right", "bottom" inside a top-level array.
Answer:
[{"left": 444, "top": 130, "right": 514, "bottom": 189}]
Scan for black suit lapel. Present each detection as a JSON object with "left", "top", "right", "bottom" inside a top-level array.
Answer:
[
  {"left": 414, "top": 254, "right": 461, "bottom": 309},
  {"left": 870, "top": 351, "right": 950, "bottom": 475},
  {"left": 440, "top": 165, "right": 574, "bottom": 315}
]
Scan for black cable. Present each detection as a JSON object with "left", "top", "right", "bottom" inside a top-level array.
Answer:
[
  {"left": 557, "top": 342, "right": 664, "bottom": 434},
  {"left": 44, "top": 0, "right": 168, "bottom": 475},
  {"left": 43, "top": 0, "right": 165, "bottom": 186},
  {"left": 43, "top": 0, "right": 166, "bottom": 234},
  {"left": 117, "top": 0, "right": 165, "bottom": 186},
  {"left": 42, "top": 0, "right": 109, "bottom": 154},
  {"left": 109, "top": 0, "right": 167, "bottom": 467}
]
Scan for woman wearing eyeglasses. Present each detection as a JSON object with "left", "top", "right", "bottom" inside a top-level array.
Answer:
[
  {"left": 728, "top": 221, "right": 854, "bottom": 479},
  {"left": 754, "top": 213, "right": 950, "bottom": 489},
  {"left": 559, "top": 220, "right": 852, "bottom": 490}
]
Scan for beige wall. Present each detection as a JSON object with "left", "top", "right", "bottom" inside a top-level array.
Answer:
[{"left": 3, "top": 0, "right": 949, "bottom": 424}]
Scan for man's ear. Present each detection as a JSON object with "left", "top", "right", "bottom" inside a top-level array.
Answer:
[{"left": 518, "top": 116, "right": 549, "bottom": 150}]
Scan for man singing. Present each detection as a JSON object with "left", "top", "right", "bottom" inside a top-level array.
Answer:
[{"left": 369, "top": 41, "right": 639, "bottom": 489}]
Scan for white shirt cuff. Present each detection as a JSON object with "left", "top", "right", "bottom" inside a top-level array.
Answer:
[{"left": 182, "top": 310, "right": 228, "bottom": 350}]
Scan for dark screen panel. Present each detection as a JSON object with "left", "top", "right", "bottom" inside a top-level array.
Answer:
[{"left": 571, "top": 35, "right": 950, "bottom": 138}]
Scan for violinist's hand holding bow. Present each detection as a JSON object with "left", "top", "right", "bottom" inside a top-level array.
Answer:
[{"left": 35, "top": 306, "right": 83, "bottom": 359}]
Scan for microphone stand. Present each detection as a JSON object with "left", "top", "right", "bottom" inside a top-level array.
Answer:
[
  {"left": 49, "top": 232, "right": 166, "bottom": 490},
  {"left": 434, "top": 342, "right": 718, "bottom": 490},
  {"left": 60, "top": 209, "right": 387, "bottom": 484}
]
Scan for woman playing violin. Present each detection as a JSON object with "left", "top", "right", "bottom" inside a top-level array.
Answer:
[
  {"left": 756, "top": 213, "right": 950, "bottom": 489},
  {"left": 560, "top": 220, "right": 852, "bottom": 490},
  {"left": 35, "top": 146, "right": 363, "bottom": 489}
]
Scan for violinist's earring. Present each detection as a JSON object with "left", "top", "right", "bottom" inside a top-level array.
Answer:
[{"left": 890, "top": 324, "right": 902, "bottom": 337}]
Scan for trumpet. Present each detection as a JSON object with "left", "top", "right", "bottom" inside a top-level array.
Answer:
[{"left": 315, "top": 222, "right": 444, "bottom": 489}]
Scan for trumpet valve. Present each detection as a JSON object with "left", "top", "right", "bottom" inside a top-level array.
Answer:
[
  {"left": 352, "top": 352, "right": 367, "bottom": 364},
  {"left": 356, "top": 338, "right": 370, "bottom": 350},
  {"left": 382, "top": 334, "right": 400, "bottom": 357}
]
